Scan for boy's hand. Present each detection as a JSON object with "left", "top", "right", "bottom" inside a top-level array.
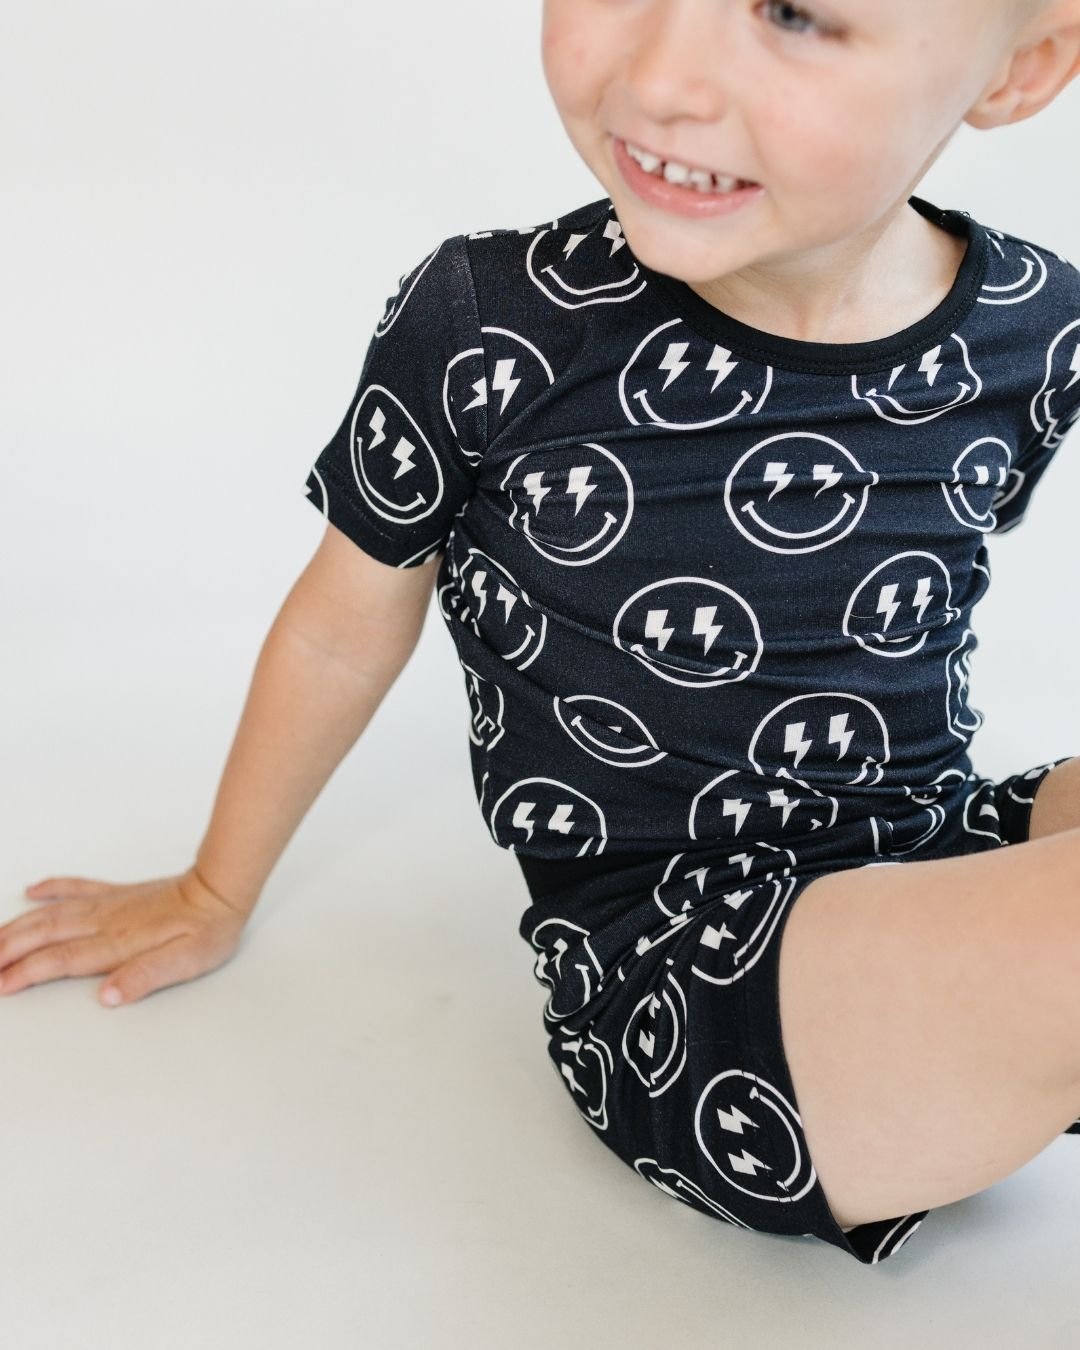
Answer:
[{"left": 0, "top": 867, "right": 249, "bottom": 1006}]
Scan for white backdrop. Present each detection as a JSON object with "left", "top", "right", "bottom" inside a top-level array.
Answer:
[{"left": 3, "top": 3, "right": 1080, "bottom": 1346}]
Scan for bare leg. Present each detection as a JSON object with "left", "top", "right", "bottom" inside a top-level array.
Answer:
[{"left": 777, "top": 803, "right": 1080, "bottom": 1229}]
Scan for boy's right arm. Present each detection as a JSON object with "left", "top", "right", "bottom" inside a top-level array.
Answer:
[
  {"left": 5, "top": 522, "right": 441, "bottom": 1006},
  {"left": 192, "top": 521, "right": 443, "bottom": 916}
]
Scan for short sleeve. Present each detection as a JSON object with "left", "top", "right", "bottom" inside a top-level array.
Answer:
[
  {"left": 990, "top": 391, "right": 1080, "bottom": 535},
  {"left": 302, "top": 232, "right": 488, "bottom": 567}
]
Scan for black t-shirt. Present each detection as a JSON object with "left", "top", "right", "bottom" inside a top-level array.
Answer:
[{"left": 304, "top": 192, "right": 1080, "bottom": 874}]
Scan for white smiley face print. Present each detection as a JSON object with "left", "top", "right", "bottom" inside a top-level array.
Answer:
[
  {"left": 618, "top": 318, "right": 772, "bottom": 430},
  {"left": 651, "top": 844, "right": 798, "bottom": 923},
  {"left": 688, "top": 875, "right": 797, "bottom": 989},
  {"left": 348, "top": 382, "right": 452, "bottom": 530},
  {"left": 553, "top": 694, "right": 668, "bottom": 769},
  {"left": 852, "top": 333, "right": 984, "bottom": 425},
  {"left": 621, "top": 960, "right": 688, "bottom": 1098},
  {"left": 501, "top": 442, "right": 634, "bottom": 565},
  {"left": 961, "top": 779, "right": 1005, "bottom": 844},
  {"left": 748, "top": 693, "right": 891, "bottom": 788},
  {"left": 633, "top": 1159, "right": 749, "bottom": 1227},
  {"left": 941, "top": 437, "right": 1013, "bottom": 531},
  {"left": 945, "top": 627, "right": 985, "bottom": 741},
  {"left": 694, "top": 1067, "right": 816, "bottom": 1204},
  {"left": 882, "top": 807, "right": 947, "bottom": 856},
  {"left": 977, "top": 232, "right": 1049, "bottom": 307},
  {"left": 548, "top": 1023, "right": 614, "bottom": 1130},
  {"left": 1030, "top": 318, "right": 1080, "bottom": 449},
  {"left": 528, "top": 916, "right": 606, "bottom": 1023},
  {"left": 525, "top": 209, "right": 646, "bottom": 310},
  {"left": 724, "top": 432, "right": 878, "bottom": 555},
  {"left": 462, "top": 661, "right": 505, "bottom": 753},
  {"left": 468, "top": 325, "right": 557, "bottom": 464},
  {"left": 443, "top": 548, "right": 547, "bottom": 670},
  {"left": 689, "top": 768, "right": 838, "bottom": 843},
  {"left": 843, "top": 551, "right": 961, "bottom": 657},
  {"left": 489, "top": 776, "right": 608, "bottom": 858},
  {"left": 612, "top": 577, "right": 764, "bottom": 687}
]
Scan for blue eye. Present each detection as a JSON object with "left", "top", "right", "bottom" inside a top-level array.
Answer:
[{"left": 762, "top": 0, "right": 827, "bottom": 37}]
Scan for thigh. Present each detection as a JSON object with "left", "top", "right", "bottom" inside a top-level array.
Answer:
[{"left": 778, "top": 822, "right": 1080, "bottom": 1232}]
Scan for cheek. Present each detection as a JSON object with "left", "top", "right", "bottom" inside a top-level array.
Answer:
[
  {"left": 541, "top": 6, "right": 597, "bottom": 111},
  {"left": 747, "top": 72, "right": 925, "bottom": 188}
]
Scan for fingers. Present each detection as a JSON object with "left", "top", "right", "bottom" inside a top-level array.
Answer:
[
  {"left": 100, "top": 935, "right": 208, "bottom": 1007},
  {"left": 0, "top": 925, "right": 208, "bottom": 1005},
  {"left": 0, "top": 880, "right": 245, "bottom": 1007},
  {"left": 24, "top": 877, "right": 117, "bottom": 902},
  {"left": 0, "top": 933, "right": 120, "bottom": 997},
  {"left": 0, "top": 902, "right": 97, "bottom": 973},
  {"left": 0, "top": 895, "right": 163, "bottom": 997}
]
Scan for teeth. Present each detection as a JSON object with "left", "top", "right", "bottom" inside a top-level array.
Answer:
[
  {"left": 624, "top": 140, "right": 747, "bottom": 194},
  {"left": 632, "top": 146, "right": 664, "bottom": 175},
  {"left": 662, "top": 160, "right": 692, "bottom": 185}
]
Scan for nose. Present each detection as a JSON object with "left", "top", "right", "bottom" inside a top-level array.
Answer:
[{"left": 623, "top": 0, "right": 731, "bottom": 124}]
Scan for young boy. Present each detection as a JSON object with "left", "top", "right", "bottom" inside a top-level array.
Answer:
[{"left": 8, "top": 0, "right": 1080, "bottom": 1265}]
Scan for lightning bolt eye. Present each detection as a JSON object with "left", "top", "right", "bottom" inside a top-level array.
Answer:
[
  {"left": 705, "top": 344, "right": 738, "bottom": 393},
  {"left": 390, "top": 436, "right": 416, "bottom": 478},
  {"left": 490, "top": 357, "right": 521, "bottom": 415},
  {"left": 812, "top": 464, "right": 842, "bottom": 496},
  {"left": 876, "top": 582, "right": 900, "bottom": 632},
  {"left": 602, "top": 218, "right": 627, "bottom": 255},
  {"left": 762, "top": 462, "right": 793, "bottom": 498},
  {"left": 565, "top": 465, "right": 597, "bottom": 515},
  {"left": 1061, "top": 338, "right": 1080, "bottom": 393},
  {"left": 721, "top": 796, "right": 751, "bottom": 835},
  {"left": 512, "top": 799, "right": 537, "bottom": 840},
  {"left": 658, "top": 342, "right": 691, "bottom": 390},
  {"left": 828, "top": 712, "right": 854, "bottom": 759},
  {"left": 644, "top": 608, "right": 675, "bottom": 651},
  {"left": 919, "top": 344, "right": 943, "bottom": 386},
  {"left": 548, "top": 802, "right": 576, "bottom": 835},
  {"left": 692, "top": 605, "right": 723, "bottom": 655},
  {"left": 911, "top": 576, "right": 934, "bottom": 624},
  {"left": 522, "top": 469, "right": 549, "bottom": 514},
  {"left": 366, "top": 405, "right": 387, "bottom": 449},
  {"left": 767, "top": 787, "right": 798, "bottom": 828},
  {"left": 783, "top": 720, "right": 812, "bottom": 767}
]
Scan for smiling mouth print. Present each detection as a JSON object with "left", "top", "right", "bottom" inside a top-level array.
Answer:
[
  {"left": 629, "top": 641, "right": 751, "bottom": 679},
  {"left": 741, "top": 483, "right": 858, "bottom": 541}
]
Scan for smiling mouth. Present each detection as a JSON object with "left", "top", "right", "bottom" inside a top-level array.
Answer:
[{"left": 616, "top": 134, "right": 759, "bottom": 193}]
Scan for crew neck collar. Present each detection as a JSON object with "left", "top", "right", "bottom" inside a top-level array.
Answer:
[{"left": 629, "top": 194, "right": 989, "bottom": 376}]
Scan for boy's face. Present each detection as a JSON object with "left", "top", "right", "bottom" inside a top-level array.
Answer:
[{"left": 541, "top": 0, "right": 1054, "bottom": 283}]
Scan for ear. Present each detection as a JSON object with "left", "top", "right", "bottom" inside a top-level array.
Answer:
[{"left": 965, "top": 13, "right": 1080, "bottom": 128}]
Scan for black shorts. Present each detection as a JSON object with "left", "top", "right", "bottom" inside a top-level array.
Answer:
[{"left": 515, "top": 758, "right": 1078, "bottom": 1266}]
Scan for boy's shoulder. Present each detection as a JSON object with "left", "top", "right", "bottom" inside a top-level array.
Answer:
[
  {"left": 972, "top": 206, "right": 1080, "bottom": 305},
  {"left": 449, "top": 195, "right": 626, "bottom": 353},
  {"left": 971, "top": 207, "right": 1080, "bottom": 414},
  {"left": 462, "top": 194, "right": 613, "bottom": 246},
  {"left": 961, "top": 207, "right": 1080, "bottom": 462},
  {"left": 395, "top": 195, "right": 617, "bottom": 337},
  {"left": 457, "top": 193, "right": 616, "bottom": 292}
]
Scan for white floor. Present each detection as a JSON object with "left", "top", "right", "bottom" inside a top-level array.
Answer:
[{"left": 5, "top": 618, "right": 1080, "bottom": 1349}]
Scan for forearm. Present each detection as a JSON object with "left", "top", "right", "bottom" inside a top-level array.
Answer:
[{"left": 193, "top": 611, "right": 412, "bottom": 918}]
